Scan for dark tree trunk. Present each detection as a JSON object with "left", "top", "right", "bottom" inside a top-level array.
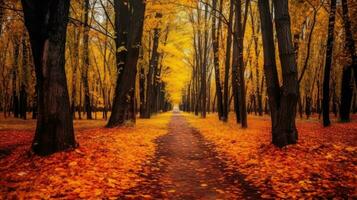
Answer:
[
  {"left": 322, "top": 0, "right": 337, "bottom": 127},
  {"left": 223, "top": 0, "right": 234, "bottom": 122},
  {"left": 71, "top": 23, "right": 81, "bottom": 119},
  {"left": 339, "top": 0, "right": 357, "bottom": 122},
  {"left": 82, "top": 0, "right": 92, "bottom": 120},
  {"left": 258, "top": 0, "right": 298, "bottom": 148},
  {"left": 211, "top": 0, "right": 224, "bottom": 120},
  {"left": 22, "top": 0, "right": 76, "bottom": 155},
  {"left": 20, "top": 36, "right": 28, "bottom": 120},
  {"left": 107, "top": 0, "right": 146, "bottom": 127},
  {"left": 12, "top": 39, "right": 20, "bottom": 118},
  {"left": 144, "top": 28, "right": 160, "bottom": 118},
  {"left": 139, "top": 64, "right": 146, "bottom": 118},
  {"left": 233, "top": 0, "right": 248, "bottom": 128}
]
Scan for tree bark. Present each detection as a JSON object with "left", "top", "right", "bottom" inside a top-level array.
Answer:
[
  {"left": 211, "top": 0, "right": 224, "bottom": 120},
  {"left": 107, "top": 0, "right": 146, "bottom": 127},
  {"left": 322, "top": 0, "right": 337, "bottom": 127},
  {"left": 259, "top": 0, "right": 298, "bottom": 147},
  {"left": 22, "top": 0, "right": 76, "bottom": 155},
  {"left": 82, "top": 0, "right": 92, "bottom": 120},
  {"left": 223, "top": 0, "right": 234, "bottom": 122},
  {"left": 339, "top": 0, "right": 357, "bottom": 121}
]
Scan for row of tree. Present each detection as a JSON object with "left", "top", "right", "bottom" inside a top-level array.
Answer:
[
  {"left": 0, "top": 0, "right": 177, "bottom": 155},
  {"left": 180, "top": 0, "right": 357, "bottom": 147}
]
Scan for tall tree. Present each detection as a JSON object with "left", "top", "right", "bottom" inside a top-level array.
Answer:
[
  {"left": 107, "top": 0, "right": 146, "bottom": 127},
  {"left": 258, "top": 0, "right": 298, "bottom": 147},
  {"left": 211, "top": 0, "right": 224, "bottom": 120},
  {"left": 223, "top": 0, "right": 234, "bottom": 122},
  {"left": 339, "top": 0, "right": 357, "bottom": 122},
  {"left": 144, "top": 28, "right": 160, "bottom": 119},
  {"left": 21, "top": 0, "right": 76, "bottom": 155},
  {"left": 322, "top": 0, "right": 337, "bottom": 127},
  {"left": 82, "top": 0, "right": 92, "bottom": 119}
]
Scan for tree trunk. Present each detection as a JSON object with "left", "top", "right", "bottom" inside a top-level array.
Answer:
[
  {"left": 139, "top": 64, "right": 146, "bottom": 118},
  {"left": 223, "top": 0, "right": 234, "bottom": 122},
  {"left": 258, "top": 0, "right": 298, "bottom": 148},
  {"left": 107, "top": 0, "right": 146, "bottom": 127},
  {"left": 339, "top": 0, "right": 357, "bottom": 121},
  {"left": 22, "top": 0, "right": 76, "bottom": 155},
  {"left": 82, "top": 0, "right": 92, "bottom": 120},
  {"left": 211, "top": 0, "right": 224, "bottom": 120},
  {"left": 144, "top": 28, "right": 160, "bottom": 118},
  {"left": 20, "top": 35, "right": 28, "bottom": 120},
  {"left": 322, "top": 0, "right": 337, "bottom": 127},
  {"left": 12, "top": 39, "right": 20, "bottom": 118}
]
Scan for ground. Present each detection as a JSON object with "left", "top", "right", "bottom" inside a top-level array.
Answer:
[{"left": 0, "top": 112, "right": 356, "bottom": 199}]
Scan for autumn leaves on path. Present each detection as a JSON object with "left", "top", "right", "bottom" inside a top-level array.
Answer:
[{"left": 123, "top": 112, "right": 260, "bottom": 199}]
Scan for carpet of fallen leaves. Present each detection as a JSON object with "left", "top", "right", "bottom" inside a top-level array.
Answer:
[
  {"left": 0, "top": 113, "right": 171, "bottom": 199},
  {"left": 184, "top": 113, "right": 357, "bottom": 199}
]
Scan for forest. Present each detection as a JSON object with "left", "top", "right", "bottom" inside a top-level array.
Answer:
[{"left": 0, "top": 0, "right": 356, "bottom": 199}]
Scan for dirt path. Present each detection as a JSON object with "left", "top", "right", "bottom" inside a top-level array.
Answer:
[{"left": 122, "top": 112, "right": 260, "bottom": 199}]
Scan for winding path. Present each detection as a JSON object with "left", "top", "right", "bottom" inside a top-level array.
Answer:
[{"left": 122, "top": 112, "right": 260, "bottom": 199}]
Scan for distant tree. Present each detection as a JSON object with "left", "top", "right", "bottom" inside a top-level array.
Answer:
[{"left": 21, "top": 0, "right": 76, "bottom": 155}]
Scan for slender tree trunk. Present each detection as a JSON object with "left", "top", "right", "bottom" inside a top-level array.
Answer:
[
  {"left": 22, "top": 0, "right": 76, "bottom": 155},
  {"left": 322, "top": 0, "right": 337, "bottom": 127},
  {"left": 144, "top": 28, "right": 160, "bottom": 118},
  {"left": 20, "top": 35, "right": 28, "bottom": 120},
  {"left": 139, "top": 64, "right": 146, "bottom": 118},
  {"left": 12, "top": 39, "right": 20, "bottom": 118},
  {"left": 211, "top": 0, "right": 224, "bottom": 120},
  {"left": 223, "top": 0, "right": 234, "bottom": 122},
  {"left": 82, "top": 0, "right": 92, "bottom": 120}
]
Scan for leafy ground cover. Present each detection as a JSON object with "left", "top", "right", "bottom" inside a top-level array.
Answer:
[
  {"left": 0, "top": 113, "right": 171, "bottom": 199},
  {"left": 184, "top": 113, "right": 357, "bottom": 199}
]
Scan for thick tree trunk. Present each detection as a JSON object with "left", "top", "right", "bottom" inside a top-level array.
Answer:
[
  {"left": 272, "top": 0, "right": 299, "bottom": 146},
  {"left": 22, "top": 0, "right": 76, "bottom": 155},
  {"left": 322, "top": 0, "right": 337, "bottom": 127},
  {"left": 339, "top": 0, "right": 357, "bottom": 121},
  {"left": 107, "top": 0, "right": 146, "bottom": 127},
  {"left": 259, "top": 0, "right": 298, "bottom": 148}
]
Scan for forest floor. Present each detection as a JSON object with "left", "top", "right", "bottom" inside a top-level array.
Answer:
[
  {"left": 0, "top": 112, "right": 356, "bottom": 199},
  {"left": 185, "top": 113, "right": 357, "bottom": 199}
]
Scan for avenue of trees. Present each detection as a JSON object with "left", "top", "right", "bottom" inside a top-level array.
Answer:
[
  {"left": 0, "top": 0, "right": 356, "bottom": 155},
  {"left": 180, "top": 0, "right": 357, "bottom": 146}
]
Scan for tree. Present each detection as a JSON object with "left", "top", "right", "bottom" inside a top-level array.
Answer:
[
  {"left": 144, "top": 28, "right": 160, "bottom": 119},
  {"left": 322, "top": 0, "right": 337, "bottom": 127},
  {"left": 258, "top": 0, "right": 298, "bottom": 147},
  {"left": 21, "top": 0, "right": 76, "bottom": 155},
  {"left": 82, "top": 0, "right": 93, "bottom": 120},
  {"left": 339, "top": 0, "right": 357, "bottom": 122},
  {"left": 107, "top": 0, "right": 146, "bottom": 127},
  {"left": 211, "top": 0, "right": 224, "bottom": 120}
]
